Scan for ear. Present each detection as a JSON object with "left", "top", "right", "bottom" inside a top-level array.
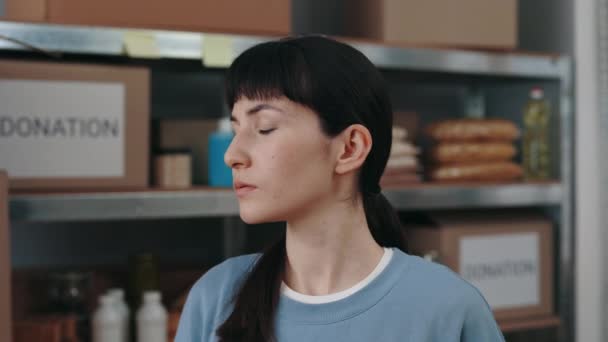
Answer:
[{"left": 334, "top": 124, "right": 373, "bottom": 175}]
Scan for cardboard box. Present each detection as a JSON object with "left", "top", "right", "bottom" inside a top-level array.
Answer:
[
  {"left": 46, "top": 0, "right": 290, "bottom": 35},
  {"left": 406, "top": 211, "right": 553, "bottom": 321},
  {"left": 13, "top": 315, "right": 78, "bottom": 342},
  {"left": 1, "top": 0, "right": 46, "bottom": 22},
  {"left": 154, "top": 151, "right": 192, "bottom": 189},
  {"left": 158, "top": 119, "right": 217, "bottom": 185},
  {"left": 393, "top": 111, "right": 420, "bottom": 140},
  {"left": 0, "top": 60, "right": 150, "bottom": 190},
  {"left": 345, "top": 0, "right": 517, "bottom": 49},
  {"left": 0, "top": 171, "right": 12, "bottom": 342}
]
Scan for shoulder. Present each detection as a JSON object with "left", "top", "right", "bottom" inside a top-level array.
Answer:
[
  {"left": 191, "top": 253, "right": 261, "bottom": 301},
  {"left": 390, "top": 251, "right": 503, "bottom": 340},
  {"left": 393, "top": 250, "right": 492, "bottom": 314},
  {"left": 198, "top": 253, "right": 261, "bottom": 287},
  {"left": 181, "top": 253, "right": 260, "bottom": 317},
  {"left": 175, "top": 253, "right": 261, "bottom": 342}
]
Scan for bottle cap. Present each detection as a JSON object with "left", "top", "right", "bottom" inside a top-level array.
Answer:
[
  {"left": 531, "top": 87, "right": 544, "bottom": 99},
  {"left": 218, "top": 116, "right": 233, "bottom": 133},
  {"left": 143, "top": 291, "right": 162, "bottom": 303},
  {"left": 99, "top": 294, "right": 114, "bottom": 306},
  {"left": 108, "top": 288, "right": 125, "bottom": 300}
]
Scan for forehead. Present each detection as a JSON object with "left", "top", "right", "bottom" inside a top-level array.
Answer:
[
  {"left": 231, "top": 96, "right": 325, "bottom": 132},
  {"left": 231, "top": 96, "right": 317, "bottom": 121},
  {"left": 233, "top": 96, "right": 289, "bottom": 113}
]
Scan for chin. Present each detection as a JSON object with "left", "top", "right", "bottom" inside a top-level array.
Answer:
[{"left": 238, "top": 204, "right": 286, "bottom": 225}]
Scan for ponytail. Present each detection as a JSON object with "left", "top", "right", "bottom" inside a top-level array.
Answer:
[
  {"left": 216, "top": 236, "right": 285, "bottom": 342},
  {"left": 362, "top": 192, "right": 407, "bottom": 251}
]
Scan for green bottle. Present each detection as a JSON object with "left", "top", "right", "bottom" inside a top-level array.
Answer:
[
  {"left": 522, "top": 87, "right": 551, "bottom": 180},
  {"left": 128, "top": 254, "right": 160, "bottom": 311}
]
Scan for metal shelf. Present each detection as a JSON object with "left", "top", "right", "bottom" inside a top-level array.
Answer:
[
  {"left": 9, "top": 183, "right": 562, "bottom": 222},
  {"left": 0, "top": 21, "right": 569, "bottom": 78},
  {"left": 9, "top": 188, "right": 238, "bottom": 222},
  {"left": 383, "top": 182, "right": 562, "bottom": 210}
]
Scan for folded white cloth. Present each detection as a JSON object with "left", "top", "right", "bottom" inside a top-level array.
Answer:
[
  {"left": 387, "top": 155, "right": 418, "bottom": 169},
  {"left": 392, "top": 126, "right": 408, "bottom": 140},
  {"left": 390, "top": 141, "right": 419, "bottom": 157}
]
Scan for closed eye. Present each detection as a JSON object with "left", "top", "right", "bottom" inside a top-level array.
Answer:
[{"left": 259, "top": 128, "right": 276, "bottom": 135}]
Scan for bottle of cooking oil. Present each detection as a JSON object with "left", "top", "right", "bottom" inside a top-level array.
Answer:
[{"left": 522, "top": 87, "right": 551, "bottom": 180}]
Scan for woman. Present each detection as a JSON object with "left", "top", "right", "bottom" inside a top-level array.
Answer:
[{"left": 175, "top": 36, "right": 504, "bottom": 342}]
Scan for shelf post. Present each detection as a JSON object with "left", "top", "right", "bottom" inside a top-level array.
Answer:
[{"left": 0, "top": 171, "right": 12, "bottom": 342}]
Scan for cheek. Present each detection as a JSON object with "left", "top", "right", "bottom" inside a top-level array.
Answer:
[
  {"left": 238, "top": 128, "right": 333, "bottom": 223},
  {"left": 266, "top": 137, "right": 331, "bottom": 198}
]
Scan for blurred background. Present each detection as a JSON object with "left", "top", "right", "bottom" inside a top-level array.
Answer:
[{"left": 0, "top": 0, "right": 602, "bottom": 341}]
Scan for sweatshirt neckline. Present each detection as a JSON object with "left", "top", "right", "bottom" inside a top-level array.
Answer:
[
  {"left": 281, "top": 248, "right": 394, "bottom": 304},
  {"left": 276, "top": 249, "right": 411, "bottom": 324}
]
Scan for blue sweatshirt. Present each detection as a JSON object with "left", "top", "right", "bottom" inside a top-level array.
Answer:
[{"left": 175, "top": 249, "right": 505, "bottom": 342}]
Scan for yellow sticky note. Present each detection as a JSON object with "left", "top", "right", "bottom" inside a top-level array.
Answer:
[
  {"left": 202, "top": 34, "right": 233, "bottom": 68},
  {"left": 123, "top": 31, "right": 160, "bottom": 58}
]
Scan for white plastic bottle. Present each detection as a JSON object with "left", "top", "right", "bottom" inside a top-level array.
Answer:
[
  {"left": 108, "top": 288, "right": 130, "bottom": 342},
  {"left": 136, "top": 291, "right": 168, "bottom": 342},
  {"left": 92, "top": 294, "right": 122, "bottom": 342}
]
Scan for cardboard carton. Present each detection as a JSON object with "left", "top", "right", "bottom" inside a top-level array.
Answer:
[
  {"left": 47, "top": 0, "right": 290, "bottom": 35},
  {"left": 0, "top": 60, "right": 150, "bottom": 190},
  {"left": 406, "top": 210, "right": 553, "bottom": 321},
  {"left": 1, "top": 0, "right": 46, "bottom": 22},
  {"left": 345, "top": 0, "right": 517, "bottom": 50}
]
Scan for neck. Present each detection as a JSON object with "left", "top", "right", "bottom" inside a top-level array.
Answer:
[{"left": 283, "top": 194, "right": 383, "bottom": 296}]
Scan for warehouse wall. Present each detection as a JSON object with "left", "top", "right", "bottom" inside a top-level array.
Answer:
[
  {"left": 519, "top": 0, "right": 574, "bottom": 53},
  {"left": 574, "top": 0, "right": 603, "bottom": 341}
]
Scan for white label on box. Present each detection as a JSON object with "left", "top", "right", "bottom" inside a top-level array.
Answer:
[
  {"left": 0, "top": 80, "right": 125, "bottom": 178},
  {"left": 459, "top": 232, "right": 540, "bottom": 310}
]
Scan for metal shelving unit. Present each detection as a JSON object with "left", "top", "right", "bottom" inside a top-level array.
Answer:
[
  {"left": 0, "top": 21, "right": 568, "bottom": 77},
  {"left": 9, "top": 183, "right": 563, "bottom": 222},
  {"left": 0, "top": 20, "right": 574, "bottom": 342}
]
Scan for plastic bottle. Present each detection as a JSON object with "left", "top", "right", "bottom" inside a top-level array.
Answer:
[
  {"left": 108, "top": 288, "right": 130, "bottom": 342},
  {"left": 92, "top": 294, "right": 121, "bottom": 342},
  {"left": 136, "top": 291, "right": 168, "bottom": 342},
  {"left": 208, "top": 116, "right": 234, "bottom": 187},
  {"left": 522, "top": 87, "right": 551, "bottom": 180}
]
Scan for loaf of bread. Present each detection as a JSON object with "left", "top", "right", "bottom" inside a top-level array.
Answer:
[
  {"left": 430, "top": 143, "right": 516, "bottom": 164},
  {"left": 425, "top": 119, "right": 520, "bottom": 142},
  {"left": 429, "top": 162, "right": 523, "bottom": 182}
]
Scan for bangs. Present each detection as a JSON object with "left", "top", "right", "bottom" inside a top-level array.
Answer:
[{"left": 225, "top": 40, "right": 314, "bottom": 110}]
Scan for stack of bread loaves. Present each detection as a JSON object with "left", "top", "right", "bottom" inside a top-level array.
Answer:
[
  {"left": 380, "top": 125, "right": 422, "bottom": 187},
  {"left": 425, "top": 119, "right": 523, "bottom": 182}
]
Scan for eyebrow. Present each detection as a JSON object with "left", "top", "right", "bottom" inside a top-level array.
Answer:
[{"left": 230, "top": 103, "right": 284, "bottom": 121}]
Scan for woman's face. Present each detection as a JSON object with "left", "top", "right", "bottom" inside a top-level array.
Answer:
[{"left": 226, "top": 97, "right": 337, "bottom": 224}]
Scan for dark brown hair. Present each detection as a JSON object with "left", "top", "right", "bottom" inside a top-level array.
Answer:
[{"left": 217, "top": 36, "right": 406, "bottom": 342}]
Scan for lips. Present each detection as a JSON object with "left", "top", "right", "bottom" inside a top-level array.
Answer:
[{"left": 234, "top": 180, "right": 257, "bottom": 197}]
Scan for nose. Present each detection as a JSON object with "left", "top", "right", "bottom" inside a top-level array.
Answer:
[{"left": 224, "top": 134, "right": 250, "bottom": 169}]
